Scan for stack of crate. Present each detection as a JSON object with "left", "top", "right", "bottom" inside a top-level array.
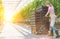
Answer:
[
  {"left": 30, "top": 12, "right": 36, "bottom": 34},
  {"left": 30, "top": 6, "right": 50, "bottom": 35}
]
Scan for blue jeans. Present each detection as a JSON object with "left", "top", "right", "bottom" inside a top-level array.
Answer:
[{"left": 50, "top": 25, "right": 57, "bottom": 31}]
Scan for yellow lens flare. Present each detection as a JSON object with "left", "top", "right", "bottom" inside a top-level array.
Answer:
[
  {"left": 0, "top": 0, "right": 4, "bottom": 26},
  {"left": 4, "top": 10, "right": 14, "bottom": 21},
  {"left": 2, "top": 0, "right": 23, "bottom": 22},
  {"left": 2, "top": 0, "right": 33, "bottom": 23},
  {"left": 11, "top": 10, "right": 23, "bottom": 23}
]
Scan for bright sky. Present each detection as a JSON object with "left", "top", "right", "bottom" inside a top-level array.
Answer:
[{"left": 2, "top": 0, "right": 33, "bottom": 21}]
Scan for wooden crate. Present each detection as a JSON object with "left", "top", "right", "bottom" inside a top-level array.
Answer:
[{"left": 30, "top": 6, "right": 50, "bottom": 35}]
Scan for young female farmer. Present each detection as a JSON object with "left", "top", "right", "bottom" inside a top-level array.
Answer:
[{"left": 45, "top": 1, "right": 60, "bottom": 38}]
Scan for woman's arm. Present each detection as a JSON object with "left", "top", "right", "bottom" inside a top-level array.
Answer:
[{"left": 45, "top": 10, "right": 49, "bottom": 17}]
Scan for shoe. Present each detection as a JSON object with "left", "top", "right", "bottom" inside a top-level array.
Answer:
[
  {"left": 56, "top": 35, "right": 60, "bottom": 38},
  {"left": 48, "top": 30, "right": 53, "bottom": 36},
  {"left": 55, "top": 30, "right": 60, "bottom": 38},
  {"left": 48, "top": 31, "right": 52, "bottom": 36},
  {"left": 51, "top": 29, "right": 54, "bottom": 36}
]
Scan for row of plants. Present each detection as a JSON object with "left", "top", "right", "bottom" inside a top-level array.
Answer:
[{"left": 21, "top": 0, "right": 60, "bottom": 20}]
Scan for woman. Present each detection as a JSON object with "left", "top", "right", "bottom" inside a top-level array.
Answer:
[{"left": 45, "top": 1, "right": 60, "bottom": 38}]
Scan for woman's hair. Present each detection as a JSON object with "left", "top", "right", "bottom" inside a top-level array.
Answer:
[{"left": 45, "top": 1, "right": 52, "bottom": 6}]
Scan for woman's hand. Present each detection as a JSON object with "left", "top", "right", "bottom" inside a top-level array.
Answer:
[{"left": 45, "top": 15, "right": 48, "bottom": 17}]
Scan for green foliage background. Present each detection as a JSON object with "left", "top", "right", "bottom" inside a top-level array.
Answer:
[{"left": 20, "top": 0, "right": 60, "bottom": 20}]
